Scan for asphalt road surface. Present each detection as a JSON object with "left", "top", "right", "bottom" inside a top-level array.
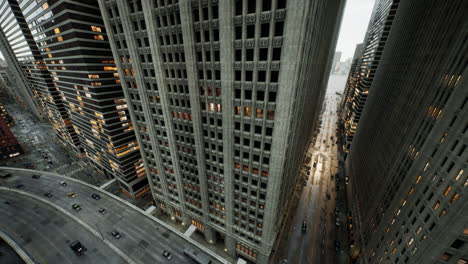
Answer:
[
  {"left": 0, "top": 168, "right": 225, "bottom": 264},
  {"left": 273, "top": 94, "right": 341, "bottom": 264}
]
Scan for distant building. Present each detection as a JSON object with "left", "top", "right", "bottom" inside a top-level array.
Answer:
[
  {"left": 0, "top": 103, "right": 13, "bottom": 126},
  {"left": 0, "top": 0, "right": 81, "bottom": 152},
  {"left": 332, "top": 51, "right": 342, "bottom": 73},
  {"left": 339, "top": 43, "right": 363, "bottom": 155},
  {"left": 0, "top": 114, "right": 22, "bottom": 159},
  {"left": 98, "top": 0, "right": 344, "bottom": 263},
  {"left": 16, "top": 0, "right": 147, "bottom": 197},
  {"left": 0, "top": 22, "right": 43, "bottom": 119},
  {"left": 347, "top": 1, "right": 467, "bottom": 263},
  {"left": 339, "top": 0, "right": 401, "bottom": 154}
]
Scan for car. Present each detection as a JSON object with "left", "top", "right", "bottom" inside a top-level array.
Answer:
[
  {"left": 98, "top": 208, "right": 107, "bottom": 214},
  {"left": 60, "top": 181, "right": 67, "bottom": 186},
  {"left": 16, "top": 184, "right": 25, "bottom": 189},
  {"left": 111, "top": 231, "right": 121, "bottom": 239},
  {"left": 335, "top": 240, "right": 341, "bottom": 251},
  {"left": 91, "top": 193, "right": 101, "bottom": 200},
  {"left": 48, "top": 160, "right": 53, "bottom": 164},
  {"left": 4, "top": 200, "right": 14, "bottom": 205},
  {"left": 72, "top": 204, "right": 81, "bottom": 211},
  {"left": 336, "top": 221, "right": 341, "bottom": 227},
  {"left": 32, "top": 174, "right": 40, "bottom": 179},
  {"left": 70, "top": 240, "right": 87, "bottom": 256},
  {"left": 281, "top": 259, "right": 288, "bottom": 264},
  {"left": 302, "top": 221, "right": 307, "bottom": 233},
  {"left": 44, "top": 192, "right": 53, "bottom": 198},
  {"left": 162, "top": 250, "right": 172, "bottom": 260},
  {"left": 67, "top": 192, "right": 76, "bottom": 198}
]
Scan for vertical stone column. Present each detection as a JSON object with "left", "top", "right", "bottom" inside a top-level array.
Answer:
[
  {"left": 139, "top": 0, "right": 189, "bottom": 220},
  {"left": 178, "top": 0, "right": 216, "bottom": 244},
  {"left": 218, "top": 0, "right": 236, "bottom": 257}
]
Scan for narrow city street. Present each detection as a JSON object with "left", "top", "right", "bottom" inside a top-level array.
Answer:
[
  {"left": 271, "top": 74, "right": 348, "bottom": 264},
  {"left": 284, "top": 94, "right": 340, "bottom": 264}
]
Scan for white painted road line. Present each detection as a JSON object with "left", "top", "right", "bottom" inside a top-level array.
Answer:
[
  {"left": 145, "top": 205, "right": 156, "bottom": 214},
  {"left": 0, "top": 187, "right": 136, "bottom": 264},
  {"left": 0, "top": 229, "right": 35, "bottom": 264},
  {"left": 184, "top": 224, "right": 197, "bottom": 237},
  {"left": 100, "top": 178, "right": 116, "bottom": 189},
  {"left": 0, "top": 167, "right": 230, "bottom": 264},
  {"left": 236, "top": 257, "right": 248, "bottom": 264}
]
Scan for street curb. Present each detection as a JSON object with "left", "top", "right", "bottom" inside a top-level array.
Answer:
[
  {"left": 0, "top": 166, "right": 230, "bottom": 264},
  {"left": 0, "top": 186, "right": 136, "bottom": 264},
  {"left": 0, "top": 229, "right": 35, "bottom": 264}
]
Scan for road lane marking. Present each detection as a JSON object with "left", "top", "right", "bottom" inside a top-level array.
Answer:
[
  {"left": 0, "top": 229, "right": 35, "bottom": 264},
  {"left": 0, "top": 167, "right": 230, "bottom": 264},
  {"left": 0, "top": 187, "right": 136, "bottom": 264},
  {"left": 100, "top": 178, "right": 117, "bottom": 189}
]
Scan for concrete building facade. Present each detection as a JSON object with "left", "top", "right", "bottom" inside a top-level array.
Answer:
[
  {"left": 98, "top": 0, "right": 344, "bottom": 263},
  {"left": 340, "top": 0, "right": 400, "bottom": 153},
  {"left": 347, "top": 1, "right": 468, "bottom": 263}
]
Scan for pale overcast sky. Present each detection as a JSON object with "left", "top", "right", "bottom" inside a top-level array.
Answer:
[{"left": 335, "top": 0, "right": 376, "bottom": 60}]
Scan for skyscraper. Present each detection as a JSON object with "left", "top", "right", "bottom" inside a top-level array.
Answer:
[
  {"left": 16, "top": 0, "right": 148, "bottom": 197},
  {"left": 0, "top": 0, "right": 81, "bottom": 152},
  {"left": 347, "top": 1, "right": 467, "bottom": 263},
  {"left": 98, "top": 0, "right": 344, "bottom": 263},
  {"left": 0, "top": 0, "right": 44, "bottom": 120},
  {"left": 340, "top": 0, "right": 400, "bottom": 153},
  {"left": 332, "top": 51, "right": 342, "bottom": 73},
  {"left": 339, "top": 42, "right": 362, "bottom": 155}
]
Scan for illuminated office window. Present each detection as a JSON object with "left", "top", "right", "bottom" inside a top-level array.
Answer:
[{"left": 91, "top": 26, "right": 102, "bottom": 32}]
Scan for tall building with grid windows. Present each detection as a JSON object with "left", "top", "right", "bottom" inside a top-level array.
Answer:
[
  {"left": 17, "top": 0, "right": 148, "bottom": 197},
  {"left": 98, "top": 0, "right": 344, "bottom": 262},
  {"left": 0, "top": 0, "right": 80, "bottom": 152},
  {"left": 0, "top": 0, "right": 45, "bottom": 120},
  {"left": 347, "top": 1, "right": 467, "bottom": 263},
  {"left": 339, "top": 42, "right": 362, "bottom": 157},
  {"left": 340, "top": 0, "right": 400, "bottom": 153}
]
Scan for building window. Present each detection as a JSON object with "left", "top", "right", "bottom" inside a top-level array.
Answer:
[
  {"left": 54, "top": 28, "right": 60, "bottom": 34},
  {"left": 57, "top": 36, "right": 63, "bottom": 42},
  {"left": 440, "top": 253, "right": 452, "bottom": 261},
  {"left": 91, "top": 26, "right": 102, "bottom": 32}
]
